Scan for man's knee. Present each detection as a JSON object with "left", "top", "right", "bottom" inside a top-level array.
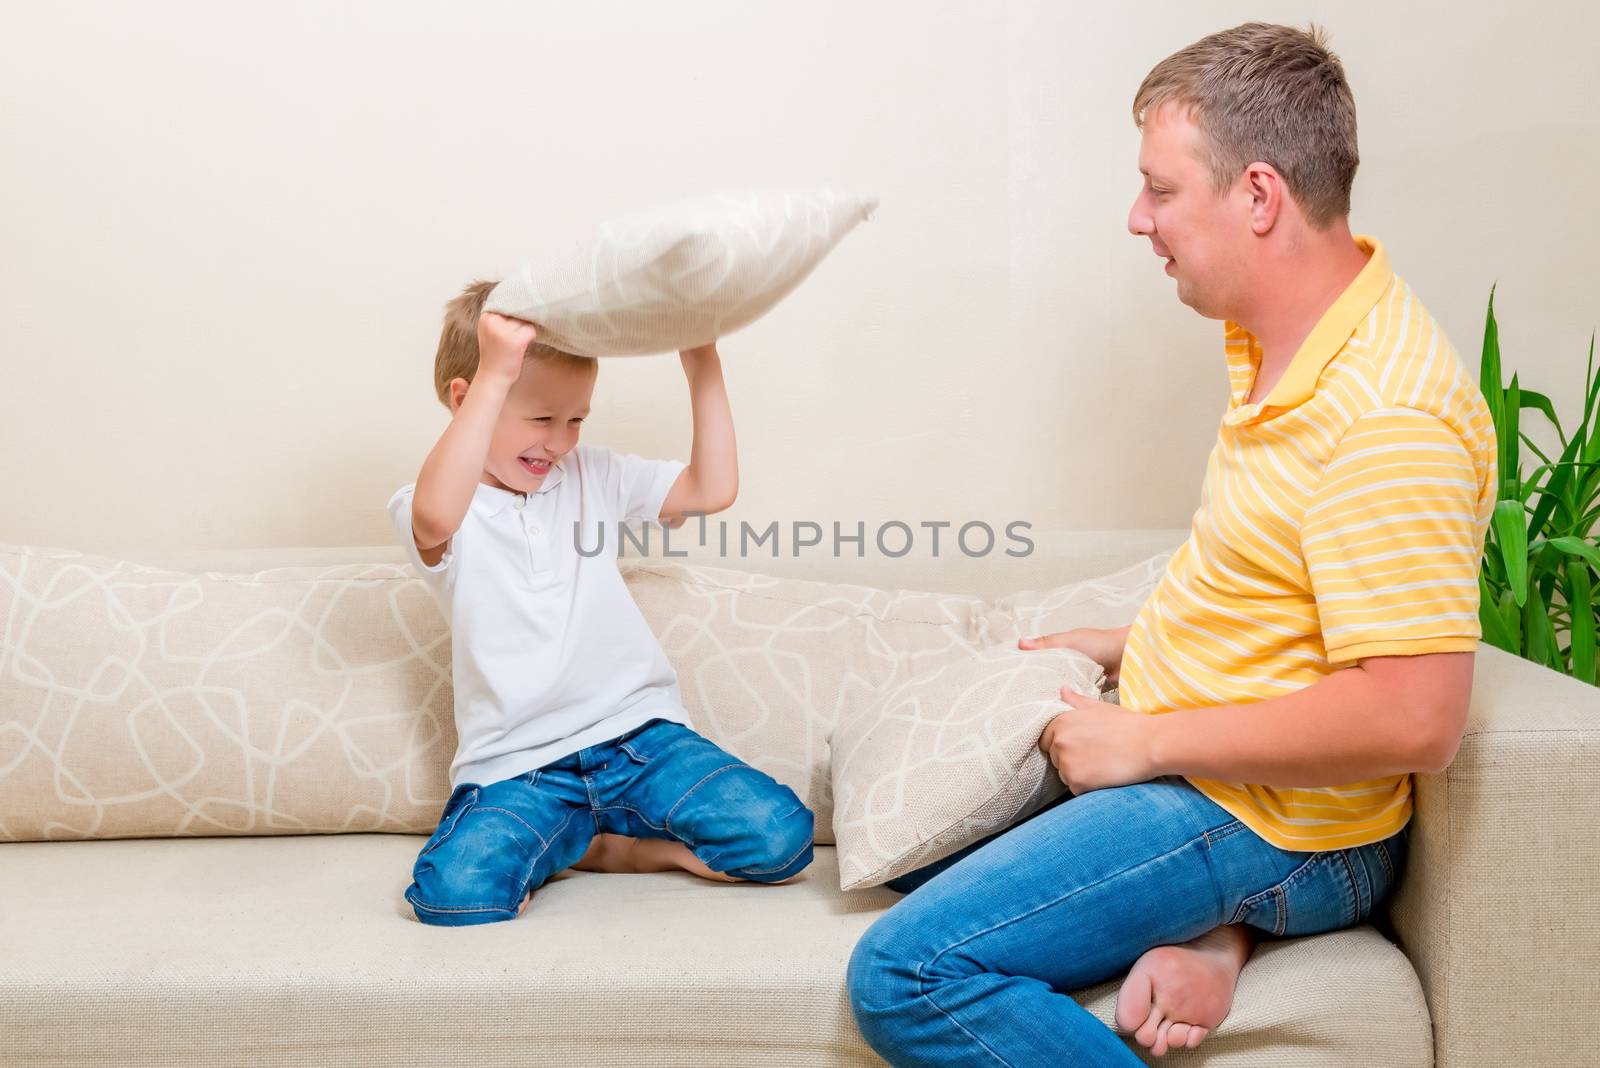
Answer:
[{"left": 848, "top": 918, "right": 928, "bottom": 1037}]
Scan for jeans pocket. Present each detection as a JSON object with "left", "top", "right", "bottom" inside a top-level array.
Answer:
[
  {"left": 1231, "top": 850, "right": 1364, "bottom": 938},
  {"left": 1358, "top": 826, "right": 1410, "bottom": 909},
  {"left": 419, "top": 783, "right": 479, "bottom": 859}
]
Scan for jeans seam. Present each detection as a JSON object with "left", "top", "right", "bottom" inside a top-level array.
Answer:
[
  {"left": 731, "top": 830, "right": 813, "bottom": 878},
  {"left": 1336, "top": 848, "right": 1365, "bottom": 924},
  {"left": 420, "top": 787, "right": 479, "bottom": 858},
  {"left": 914, "top": 982, "right": 1022, "bottom": 1068},
  {"left": 593, "top": 802, "right": 671, "bottom": 836},
  {"left": 1374, "top": 839, "right": 1395, "bottom": 885},
  {"left": 515, "top": 805, "right": 584, "bottom": 901},
  {"left": 663, "top": 763, "right": 747, "bottom": 839},
  {"left": 475, "top": 805, "right": 552, "bottom": 851},
  {"left": 1201, "top": 819, "right": 1248, "bottom": 848}
]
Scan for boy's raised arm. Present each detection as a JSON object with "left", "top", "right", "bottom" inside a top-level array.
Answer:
[
  {"left": 410, "top": 313, "right": 536, "bottom": 558},
  {"left": 661, "top": 342, "right": 739, "bottom": 524}
]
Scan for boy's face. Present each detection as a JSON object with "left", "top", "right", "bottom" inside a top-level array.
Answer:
[
  {"left": 479, "top": 358, "right": 597, "bottom": 494},
  {"left": 1127, "top": 102, "right": 1251, "bottom": 321}
]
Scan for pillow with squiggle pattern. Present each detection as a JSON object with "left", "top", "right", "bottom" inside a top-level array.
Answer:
[
  {"left": 484, "top": 188, "right": 876, "bottom": 357},
  {"left": 830, "top": 645, "right": 1104, "bottom": 890}
]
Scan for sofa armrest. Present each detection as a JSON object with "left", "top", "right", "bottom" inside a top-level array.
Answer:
[{"left": 1389, "top": 643, "right": 1599, "bottom": 1068}]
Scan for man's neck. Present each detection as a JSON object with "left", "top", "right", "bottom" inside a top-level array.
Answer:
[{"left": 1239, "top": 224, "right": 1371, "bottom": 404}]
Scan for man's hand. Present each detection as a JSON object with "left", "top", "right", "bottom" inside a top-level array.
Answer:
[
  {"left": 1020, "top": 625, "right": 1130, "bottom": 686},
  {"left": 1039, "top": 687, "right": 1159, "bottom": 794},
  {"left": 476, "top": 312, "right": 539, "bottom": 383}
]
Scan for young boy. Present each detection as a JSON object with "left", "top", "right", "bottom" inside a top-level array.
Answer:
[{"left": 388, "top": 280, "right": 814, "bottom": 926}]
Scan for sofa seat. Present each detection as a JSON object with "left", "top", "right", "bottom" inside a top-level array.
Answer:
[{"left": 1, "top": 834, "right": 1431, "bottom": 1066}]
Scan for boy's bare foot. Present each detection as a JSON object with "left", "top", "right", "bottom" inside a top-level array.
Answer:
[
  {"left": 574, "top": 833, "right": 739, "bottom": 882},
  {"left": 1114, "top": 923, "right": 1252, "bottom": 1056}
]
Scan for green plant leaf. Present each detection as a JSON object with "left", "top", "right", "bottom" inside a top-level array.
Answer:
[
  {"left": 1493, "top": 499, "right": 1530, "bottom": 606},
  {"left": 1518, "top": 389, "right": 1566, "bottom": 446},
  {"left": 1504, "top": 374, "right": 1522, "bottom": 500},
  {"left": 1479, "top": 572, "right": 1520, "bottom": 653},
  {"left": 1523, "top": 582, "right": 1562, "bottom": 670},
  {"left": 1547, "top": 535, "right": 1600, "bottom": 572},
  {"left": 1480, "top": 288, "right": 1505, "bottom": 460},
  {"left": 1565, "top": 564, "right": 1597, "bottom": 685}
]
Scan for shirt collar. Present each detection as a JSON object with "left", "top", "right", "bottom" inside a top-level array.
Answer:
[
  {"left": 468, "top": 460, "right": 567, "bottom": 518},
  {"left": 1224, "top": 235, "right": 1394, "bottom": 416}
]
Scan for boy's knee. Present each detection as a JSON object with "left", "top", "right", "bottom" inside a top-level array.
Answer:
[
  {"left": 407, "top": 858, "right": 523, "bottom": 926},
  {"left": 743, "top": 800, "right": 816, "bottom": 882},
  {"left": 718, "top": 786, "right": 815, "bottom": 883},
  {"left": 406, "top": 813, "right": 530, "bottom": 926}
]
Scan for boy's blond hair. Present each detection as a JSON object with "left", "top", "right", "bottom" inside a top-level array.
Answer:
[
  {"left": 1132, "top": 22, "right": 1358, "bottom": 228},
  {"left": 433, "top": 280, "right": 597, "bottom": 406}
]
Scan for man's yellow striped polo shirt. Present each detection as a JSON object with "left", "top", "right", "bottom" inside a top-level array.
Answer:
[{"left": 1119, "top": 236, "right": 1497, "bottom": 851}]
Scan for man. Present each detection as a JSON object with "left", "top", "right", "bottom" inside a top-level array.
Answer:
[{"left": 848, "top": 22, "right": 1496, "bottom": 1065}]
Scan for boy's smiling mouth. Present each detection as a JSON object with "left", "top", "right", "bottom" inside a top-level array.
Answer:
[{"left": 518, "top": 454, "right": 552, "bottom": 476}]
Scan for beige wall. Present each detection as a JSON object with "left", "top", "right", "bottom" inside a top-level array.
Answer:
[{"left": 3, "top": 0, "right": 1596, "bottom": 555}]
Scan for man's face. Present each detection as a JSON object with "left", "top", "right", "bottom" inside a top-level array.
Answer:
[{"left": 1127, "top": 104, "right": 1248, "bottom": 320}]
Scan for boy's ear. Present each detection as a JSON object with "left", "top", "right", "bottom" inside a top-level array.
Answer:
[{"left": 448, "top": 377, "right": 471, "bottom": 414}]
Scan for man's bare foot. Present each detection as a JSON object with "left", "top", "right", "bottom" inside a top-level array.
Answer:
[
  {"left": 574, "top": 833, "right": 739, "bottom": 883},
  {"left": 1114, "top": 924, "right": 1253, "bottom": 1056}
]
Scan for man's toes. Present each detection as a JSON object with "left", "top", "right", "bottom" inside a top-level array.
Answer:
[
  {"left": 1151, "top": 1018, "right": 1174, "bottom": 1057},
  {"left": 1135, "top": 1008, "right": 1165, "bottom": 1049},
  {"left": 1114, "top": 965, "right": 1155, "bottom": 1033},
  {"left": 1186, "top": 1025, "right": 1209, "bottom": 1048}
]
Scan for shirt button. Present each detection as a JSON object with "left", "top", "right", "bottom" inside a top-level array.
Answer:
[{"left": 531, "top": 526, "right": 541, "bottom": 536}]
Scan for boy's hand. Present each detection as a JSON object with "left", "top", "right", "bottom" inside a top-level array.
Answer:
[
  {"left": 1019, "top": 626, "right": 1128, "bottom": 687},
  {"left": 477, "top": 312, "right": 539, "bottom": 383}
]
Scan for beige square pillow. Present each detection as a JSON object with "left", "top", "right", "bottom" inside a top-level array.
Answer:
[
  {"left": 830, "top": 645, "right": 1104, "bottom": 890},
  {"left": 483, "top": 188, "right": 876, "bottom": 356},
  {"left": 0, "top": 545, "right": 456, "bottom": 841}
]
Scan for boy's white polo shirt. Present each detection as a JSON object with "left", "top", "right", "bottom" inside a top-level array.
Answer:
[{"left": 387, "top": 444, "right": 689, "bottom": 789}]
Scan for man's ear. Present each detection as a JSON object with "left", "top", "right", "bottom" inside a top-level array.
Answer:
[
  {"left": 1244, "top": 161, "right": 1284, "bottom": 235},
  {"left": 448, "top": 377, "right": 471, "bottom": 415}
]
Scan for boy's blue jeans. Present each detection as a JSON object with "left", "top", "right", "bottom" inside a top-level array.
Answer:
[
  {"left": 406, "top": 718, "right": 815, "bottom": 926},
  {"left": 848, "top": 776, "right": 1408, "bottom": 1067}
]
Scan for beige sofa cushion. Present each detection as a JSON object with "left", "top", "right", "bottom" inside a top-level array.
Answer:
[
  {"left": 0, "top": 545, "right": 455, "bottom": 840},
  {"left": 484, "top": 188, "right": 876, "bottom": 357},
  {"left": 831, "top": 645, "right": 1103, "bottom": 890},
  {"left": 0, "top": 834, "right": 1432, "bottom": 1067},
  {"left": 0, "top": 546, "right": 1164, "bottom": 851}
]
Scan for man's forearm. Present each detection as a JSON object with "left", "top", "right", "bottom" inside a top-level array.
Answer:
[{"left": 1145, "top": 655, "right": 1468, "bottom": 786}]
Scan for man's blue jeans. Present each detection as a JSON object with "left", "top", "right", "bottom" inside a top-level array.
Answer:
[
  {"left": 848, "top": 776, "right": 1408, "bottom": 1066},
  {"left": 406, "top": 718, "right": 815, "bottom": 926}
]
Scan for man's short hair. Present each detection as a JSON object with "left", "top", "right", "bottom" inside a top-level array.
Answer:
[
  {"left": 1133, "top": 22, "right": 1359, "bottom": 227},
  {"left": 433, "top": 280, "right": 596, "bottom": 407}
]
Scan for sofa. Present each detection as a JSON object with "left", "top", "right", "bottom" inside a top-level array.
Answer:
[{"left": 2, "top": 533, "right": 1596, "bottom": 1067}]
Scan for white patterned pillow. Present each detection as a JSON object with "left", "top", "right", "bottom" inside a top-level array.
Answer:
[
  {"left": 0, "top": 545, "right": 1162, "bottom": 853},
  {"left": 830, "top": 645, "right": 1104, "bottom": 890},
  {"left": 484, "top": 188, "right": 875, "bottom": 357},
  {"left": 0, "top": 545, "right": 456, "bottom": 841}
]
